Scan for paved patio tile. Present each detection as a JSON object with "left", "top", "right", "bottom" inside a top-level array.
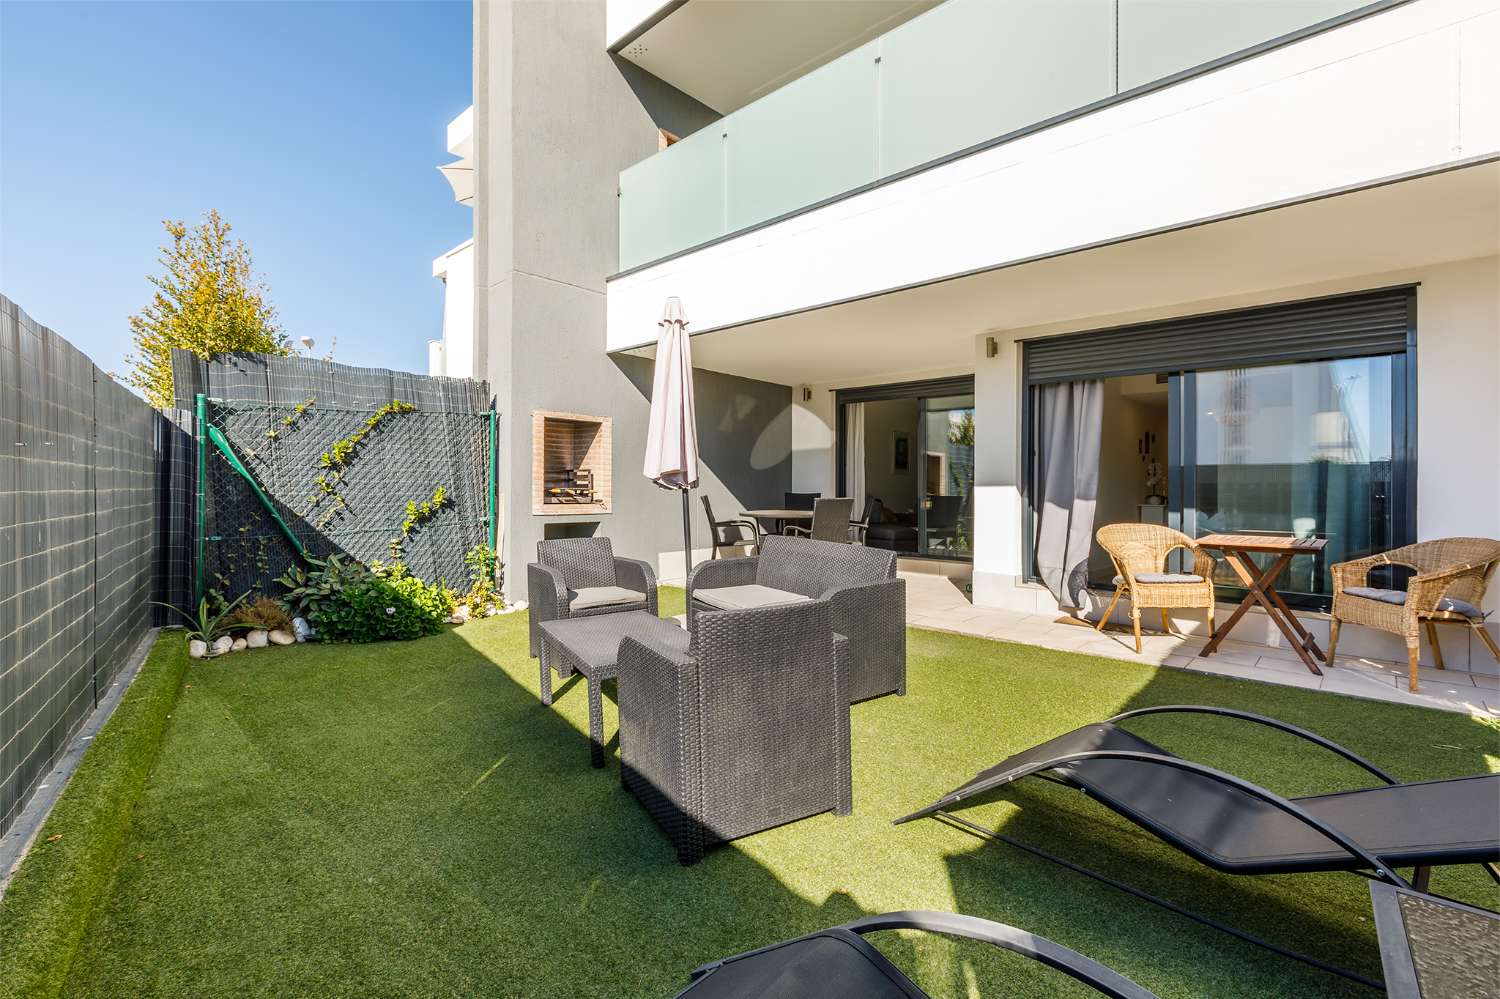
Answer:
[
  {"left": 1318, "top": 669, "right": 1400, "bottom": 697},
  {"left": 1254, "top": 655, "right": 1325, "bottom": 676},
  {"left": 898, "top": 572, "right": 1490, "bottom": 714},
  {"left": 1195, "top": 646, "right": 1264, "bottom": 668},
  {"left": 1345, "top": 659, "right": 1479, "bottom": 687}
]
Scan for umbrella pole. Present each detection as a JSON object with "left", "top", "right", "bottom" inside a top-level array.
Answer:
[{"left": 681, "top": 488, "right": 693, "bottom": 583}]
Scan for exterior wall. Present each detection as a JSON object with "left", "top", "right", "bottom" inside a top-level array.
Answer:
[
  {"left": 474, "top": 0, "right": 791, "bottom": 593},
  {"left": 607, "top": 0, "right": 1500, "bottom": 351},
  {"left": 790, "top": 363, "right": 975, "bottom": 499},
  {"left": 970, "top": 254, "right": 1500, "bottom": 669},
  {"left": 432, "top": 239, "right": 475, "bottom": 379}
]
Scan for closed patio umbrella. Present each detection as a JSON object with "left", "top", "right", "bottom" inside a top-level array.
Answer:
[{"left": 643, "top": 297, "right": 700, "bottom": 581}]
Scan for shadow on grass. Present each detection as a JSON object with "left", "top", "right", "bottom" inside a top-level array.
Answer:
[
  {"left": 52, "top": 612, "right": 932, "bottom": 998},
  {"left": 917, "top": 654, "right": 1500, "bottom": 999},
  {"left": 48, "top": 611, "right": 1498, "bottom": 998}
]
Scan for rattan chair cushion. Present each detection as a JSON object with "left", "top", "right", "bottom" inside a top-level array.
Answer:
[
  {"left": 693, "top": 584, "right": 812, "bottom": 612},
  {"left": 1346, "top": 586, "right": 1485, "bottom": 619},
  {"left": 1134, "top": 572, "right": 1206, "bottom": 584},
  {"left": 568, "top": 585, "right": 649, "bottom": 611}
]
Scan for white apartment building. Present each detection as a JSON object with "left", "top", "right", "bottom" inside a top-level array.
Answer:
[
  {"left": 442, "top": 0, "right": 1500, "bottom": 672},
  {"left": 432, "top": 106, "right": 476, "bottom": 379}
]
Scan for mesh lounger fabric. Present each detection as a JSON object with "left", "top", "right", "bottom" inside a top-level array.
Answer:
[
  {"left": 674, "top": 931, "right": 924, "bottom": 999},
  {"left": 933, "top": 722, "right": 1500, "bottom": 875}
]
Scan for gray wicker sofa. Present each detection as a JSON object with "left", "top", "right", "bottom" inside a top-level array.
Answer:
[
  {"left": 687, "top": 534, "right": 905, "bottom": 702},
  {"left": 617, "top": 599, "right": 852, "bottom": 865},
  {"left": 527, "top": 537, "right": 658, "bottom": 661}
]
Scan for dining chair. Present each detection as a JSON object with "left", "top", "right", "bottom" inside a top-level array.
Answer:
[{"left": 785, "top": 497, "right": 855, "bottom": 543}]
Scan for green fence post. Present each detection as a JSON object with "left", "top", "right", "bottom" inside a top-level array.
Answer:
[
  {"left": 205, "top": 424, "right": 308, "bottom": 560},
  {"left": 487, "top": 409, "right": 499, "bottom": 553},
  {"left": 194, "top": 393, "right": 207, "bottom": 605}
]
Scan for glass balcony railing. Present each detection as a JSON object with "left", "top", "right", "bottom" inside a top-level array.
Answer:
[{"left": 618, "top": 0, "right": 1373, "bottom": 272}]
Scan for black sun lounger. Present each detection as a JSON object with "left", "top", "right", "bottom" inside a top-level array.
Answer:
[
  {"left": 672, "top": 910, "right": 1159, "bottom": 999},
  {"left": 893, "top": 705, "right": 1500, "bottom": 990}
]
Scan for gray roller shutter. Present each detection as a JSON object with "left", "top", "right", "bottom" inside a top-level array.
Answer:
[{"left": 1023, "top": 286, "right": 1415, "bottom": 385}]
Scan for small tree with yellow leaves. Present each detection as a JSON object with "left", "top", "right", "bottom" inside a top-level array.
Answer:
[{"left": 126, "top": 209, "right": 289, "bottom": 406}]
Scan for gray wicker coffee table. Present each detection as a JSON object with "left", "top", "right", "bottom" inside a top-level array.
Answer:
[{"left": 538, "top": 611, "right": 688, "bottom": 767}]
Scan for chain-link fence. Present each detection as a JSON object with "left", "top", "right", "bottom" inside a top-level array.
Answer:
[{"left": 171, "top": 350, "right": 494, "bottom": 602}]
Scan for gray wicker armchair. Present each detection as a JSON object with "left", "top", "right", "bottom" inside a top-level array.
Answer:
[
  {"left": 687, "top": 534, "right": 905, "bottom": 702},
  {"left": 617, "top": 599, "right": 852, "bottom": 865},
  {"left": 527, "top": 537, "right": 658, "bottom": 664}
]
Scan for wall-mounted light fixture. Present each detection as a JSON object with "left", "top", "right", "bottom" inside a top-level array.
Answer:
[
  {"left": 801, "top": 387, "right": 813, "bottom": 402},
  {"left": 985, "top": 336, "right": 998, "bottom": 359}
]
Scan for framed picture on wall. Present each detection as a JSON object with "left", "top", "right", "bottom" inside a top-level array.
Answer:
[{"left": 892, "top": 431, "right": 910, "bottom": 472}]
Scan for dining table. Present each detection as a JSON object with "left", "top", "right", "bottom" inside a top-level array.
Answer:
[
  {"left": 1196, "top": 532, "right": 1329, "bottom": 674},
  {"left": 741, "top": 508, "right": 815, "bottom": 537}
]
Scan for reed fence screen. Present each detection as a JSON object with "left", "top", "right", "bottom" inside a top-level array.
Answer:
[
  {"left": 170, "top": 350, "right": 495, "bottom": 603},
  {"left": 2, "top": 296, "right": 158, "bottom": 839}
]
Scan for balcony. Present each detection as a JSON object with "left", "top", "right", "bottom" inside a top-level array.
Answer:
[{"left": 617, "top": 0, "right": 1381, "bottom": 272}]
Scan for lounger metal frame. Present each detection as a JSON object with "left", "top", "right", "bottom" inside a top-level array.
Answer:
[
  {"left": 893, "top": 705, "right": 1500, "bottom": 991},
  {"left": 677, "top": 909, "right": 1159, "bottom": 999}
]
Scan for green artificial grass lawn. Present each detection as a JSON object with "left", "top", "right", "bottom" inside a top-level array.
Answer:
[
  {"left": 0, "top": 635, "right": 189, "bottom": 999},
  {"left": 5, "top": 588, "right": 1497, "bottom": 998}
]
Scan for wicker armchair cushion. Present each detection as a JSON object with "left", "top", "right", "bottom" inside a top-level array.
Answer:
[
  {"left": 1345, "top": 586, "right": 1486, "bottom": 619},
  {"left": 693, "top": 584, "right": 812, "bottom": 611},
  {"left": 1135, "top": 572, "right": 1206, "bottom": 584},
  {"left": 568, "top": 585, "right": 648, "bottom": 611}
]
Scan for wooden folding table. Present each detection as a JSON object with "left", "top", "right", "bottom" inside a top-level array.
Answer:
[{"left": 1196, "top": 533, "right": 1328, "bottom": 675}]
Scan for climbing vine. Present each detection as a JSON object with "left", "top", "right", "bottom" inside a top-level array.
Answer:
[
  {"left": 307, "top": 399, "right": 417, "bottom": 523},
  {"left": 386, "top": 485, "right": 449, "bottom": 563},
  {"left": 265, "top": 396, "right": 315, "bottom": 441}
]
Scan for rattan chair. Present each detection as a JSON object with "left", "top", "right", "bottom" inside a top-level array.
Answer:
[
  {"left": 1095, "top": 524, "right": 1217, "bottom": 653},
  {"left": 526, "top": 537, "right": 658, "bottom": 660},
  {"left": 784, "top": 497, "right": 855, "bottom": 542},
  {"left": 1328, "top": 537, "right": 1500, "bottom": 692},
  {"left": 617, "top": 599, "right": 852, "bottom": 865},
  {"left": 701, "top": 495, "right": 760, "bottom": 558}
]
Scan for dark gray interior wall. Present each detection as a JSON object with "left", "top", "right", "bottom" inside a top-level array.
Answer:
[
  {"left": 1, "top": 296, "right": 157, "bottom": 839},
  {"left": 474, "top": 0, "right": 790, "bottom": 593}
]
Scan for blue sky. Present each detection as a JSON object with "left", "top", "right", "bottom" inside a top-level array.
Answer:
[{"left": 1, "top": 0, "right": 473, "bottom": 381}]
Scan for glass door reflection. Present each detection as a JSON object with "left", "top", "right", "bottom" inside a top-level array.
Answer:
[{"left": 919, "top": 395, "right": 975, "bottom": 556}]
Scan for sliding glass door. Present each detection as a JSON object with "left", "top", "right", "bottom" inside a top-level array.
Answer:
[
  {"left": 920, "top": 395, "right": 975, "bottom": 555},
  {"left": 837, "top": 377, "right": 976, "bottom": 559},
  {"left": 1023, "top": 287, "right": 1416, "bottom": 611},
  {"left": 1178, "top": 355, "right": 1403, "bottom": 604}
]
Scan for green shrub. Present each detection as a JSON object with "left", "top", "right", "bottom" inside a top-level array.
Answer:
[
  {"left": 308, "top": 574, "right": 445, "bottom": 643},
  {"left": 462, "top": 543, "right": 502, "bottom": 617},
  {"left": 276, "top": 554, "right": 368, "bottom": 620}
]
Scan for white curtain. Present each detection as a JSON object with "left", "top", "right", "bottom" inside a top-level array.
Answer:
[
  {"left": 844, "top": 402, "right": 866, "bottom": 508},
  {"left": 1032, "top": 381, "right": 1104, "bottom": 611}
]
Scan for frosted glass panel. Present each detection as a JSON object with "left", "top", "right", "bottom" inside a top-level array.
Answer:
[
  {"left": 617, "top": 0, "right": 1380, "bottom": 270},
  {"left": 880, "top": 0, "right": 1115, "bottom": 177},
  {"left": 618, "top": 124, "right": 723, "bottom": 268},
  {"left": 1118, "top": 0, "right": 1366, "bottom": 91},
  {"left": 725, "top": 45, "right": 879, "bottom": 233}
]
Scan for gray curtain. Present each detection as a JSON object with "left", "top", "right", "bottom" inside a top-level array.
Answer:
[{"left": 1032, "top": 380, "right": 1104, "bottom": 610}]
